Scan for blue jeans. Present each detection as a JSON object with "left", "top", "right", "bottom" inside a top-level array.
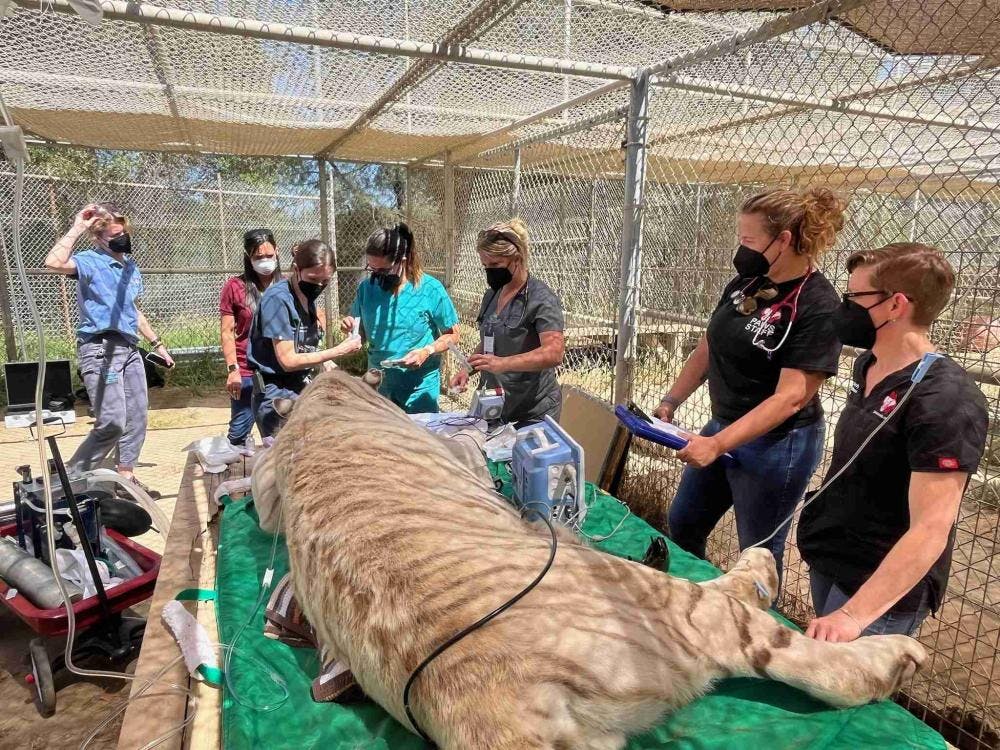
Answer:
[
  {"left": 667, "top": 417, "right": 825, "bottom": 584},
  {"left": 252, "top": 381, "right": 304, "bottom": 439},
  {"left": 227, "top": 376, "right": 254, "bottom": 446},
  {"left": 810, "top": 569, "right": 930, "bottom": 636}
]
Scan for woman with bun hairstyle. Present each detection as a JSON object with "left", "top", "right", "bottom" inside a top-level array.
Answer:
[
  {"left": 654, "top": 187, "right": 847, "bottom": 583},
  {"left": 341, "top": 222, "right": 460, "bottom": 414},
  {"left": 450, "top": 218, "right": 566, "bottom": 427}
]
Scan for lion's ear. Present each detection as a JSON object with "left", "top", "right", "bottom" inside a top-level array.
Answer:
[{"left": 273, "top": 398, "right": 297, "bottom": 419}]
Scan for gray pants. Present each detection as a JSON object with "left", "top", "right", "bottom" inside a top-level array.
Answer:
[{"left": 69, "top": 335, "right": 148, "bottom": 472}]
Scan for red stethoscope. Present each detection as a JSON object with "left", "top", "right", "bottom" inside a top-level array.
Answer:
[{"left": 746, "top": 270, "right": 813, "bottom": 354}]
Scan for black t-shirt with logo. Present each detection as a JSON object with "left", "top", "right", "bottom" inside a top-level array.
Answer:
[
  {"left": 797, "top": 351, "right": 988, "bottom": 612},
  {"left": 706, "top": 271, "right": 842, "bottom": 431}
]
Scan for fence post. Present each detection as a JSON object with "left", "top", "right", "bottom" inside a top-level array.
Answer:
[
  {"left": 216, "top": 172, "right": 230, "bottom": 269},
  {"left": 509, "top": 148, "right": 521, "bottom": 217},
  {"left": 613, "top": 71, "right": 650, "bottom": 405},
  {"left": 0, "top": 232, "right": 17, "bottom": 361},
  {"left": 318, "top": 158, "right": 339, "bottom": 346},
  {"left": 586, "top": 177, "right": 598, "bottom": 303},
  {"left": 404, "top": 165, "right": 413, "bottom": 225},
  {"left": 909, "top": 188, "right": 922, "bottom": 242},
  {"left": 444, "top": 156, "right": 456, "bottom": 290}
]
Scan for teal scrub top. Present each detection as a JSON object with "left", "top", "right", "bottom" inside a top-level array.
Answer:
[{"left": 351, "top": 273, "right": 459, "bottom": 413}]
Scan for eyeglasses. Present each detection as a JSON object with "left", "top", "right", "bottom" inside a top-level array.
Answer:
[
  {"left": 842, "top": 290, "right": 913, "bottom": 303},
  {"left": 364, "top": 262, "right": 393, "bottom": 273}
]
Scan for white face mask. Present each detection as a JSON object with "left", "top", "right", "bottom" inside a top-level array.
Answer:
[{"left": 251, "top": 257, "right": 277, "bottom": 276}]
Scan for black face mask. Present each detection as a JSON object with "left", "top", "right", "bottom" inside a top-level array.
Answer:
[
  {"left": 107, "top": 233, "right": 132, "bottom": 255},
  {"left": 297, "top": 279, "right": 326, "bottom": 302},
  {"left": 485, "top": 266, "right": 513, "bottom": 291},
  {"left": 833, "top": 295, "right": 891, "bottom": 349},
  {"left": 732, "top": 238, "right": 777, "bottom": 279},
  {"left": 370, "top": 270, "right": 401, "bottom": 292}
]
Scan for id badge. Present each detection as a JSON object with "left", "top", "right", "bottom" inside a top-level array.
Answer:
[{"left": 483, "top": 335, "right": 495, "bottom": 355}]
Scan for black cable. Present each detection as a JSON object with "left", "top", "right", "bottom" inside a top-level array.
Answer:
[{"left": 402, "top": 507, "right": 558, "bottom": 747}]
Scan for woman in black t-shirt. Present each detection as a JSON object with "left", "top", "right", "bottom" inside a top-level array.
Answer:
[
  {"left": 654, "top": 187, "right": 846, "bottom": 585},
  {"left": 799, "top": 243, "right": 987, "bottom": 642}
]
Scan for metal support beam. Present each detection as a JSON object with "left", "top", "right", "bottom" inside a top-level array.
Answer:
[
  {"left": 642, "top": 0, "right": 873, "bottom": 80},
  {"left": 657, "top": 76, "right": 1000, "bottom": 136},
  {"left": 12, "top": 0, "right": 633, "bottom": 80},
  {"left": 443, "top": 157, "right": 456, "bottom": 290},
  {"left": 215, "top": 172, "right": 229, "bottom": 269},
  {"left": 613, "top": 71, "right": 650, "bottom": 406},
  {"left": 648, "top": 58, "right": 1000, "bottom": 152},
  {"left": 137, "top": 24, "right": 197, "bottom": 151},
  {"left": 475, "top": 104, "right": 628, "bottom": 162},
  {"left": 0, "top": 68, "right": 522, "bottom": 125},
  {"left": 318, "top": 159, "right": 339, "bottom": 343},
  {"left": 410, "top": 79, "right": 630, "bottom": 167},
  {"left": 421, "top": 1, "right": 872, "bottom": 170},
  {"left": 509, "top": 148, "right": 521, "bottom": 216},
  {"left": 318, "top": 0, "right": 527, "bottom": 157}
]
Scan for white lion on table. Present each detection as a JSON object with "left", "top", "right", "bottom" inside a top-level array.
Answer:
[{"left": 252, "top": 370, "right": 925, "bottom": 750}]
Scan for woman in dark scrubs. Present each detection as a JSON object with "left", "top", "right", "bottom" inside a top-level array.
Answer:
[
  {"left": 800, "top": 243, "right": 987, "bottom": 641},
  {"left": 450, "top": 219, "right": 566, "bottom": 427},
  {"left": 654, "top": 187, "right": 846, "bottom": 583}
]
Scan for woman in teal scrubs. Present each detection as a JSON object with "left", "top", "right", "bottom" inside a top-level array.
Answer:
[{"left": 341, "top": 223, "right": 460, "bottom": 413}]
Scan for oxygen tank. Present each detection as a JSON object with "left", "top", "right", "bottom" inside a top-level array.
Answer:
[{"left": 0, "top": 537, "right": 83, "bottom": 609}]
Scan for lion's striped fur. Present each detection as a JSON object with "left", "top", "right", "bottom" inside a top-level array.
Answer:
[{"left": 252, "top": 370, "right": 927, "bottom": 750}]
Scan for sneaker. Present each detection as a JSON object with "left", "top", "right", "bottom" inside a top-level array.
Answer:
[{"left": 117, "top": 476, "right": 162, "bottom": 501}]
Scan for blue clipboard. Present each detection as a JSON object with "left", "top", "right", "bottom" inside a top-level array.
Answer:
[{"left": 614, "top": 404, "right": 736, "bottom": 466}]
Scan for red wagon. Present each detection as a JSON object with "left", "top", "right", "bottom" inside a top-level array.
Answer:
[{"left": 0, "top": 522, "right": 161, "bottom": 717}]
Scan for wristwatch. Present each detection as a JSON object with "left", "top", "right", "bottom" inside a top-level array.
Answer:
[{"left": 227, "top": 363, "right": 239, "bottom": 374}]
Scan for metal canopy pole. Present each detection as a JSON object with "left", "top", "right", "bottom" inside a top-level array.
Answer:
[
  {"left": 13, "top": 0, "right": 633, "bottom": 80},
  {"left": 642, "top": 0, "right": 872, "bottom": 80},
  {"left": 655, "top": 76, "right": 1000, "bottom": 136},
  {"left": 443, "top": 156, "right": 456, "bottom": 290},
  {"left": 318, "top": 0, "right": 528, "bottom": 157},
  {"left": 318, "top": 159, "right": 339, "bottom": 344},
  {"left": 509, "top": 148, "right": 522, "bottom": 216},
  {"left": 613, "top": 71, "right": 650, "bottom": 406}
]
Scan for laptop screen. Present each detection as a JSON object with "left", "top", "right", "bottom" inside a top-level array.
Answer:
[{"left": 4, "top": 360, "right": 74, "bottom": 412}]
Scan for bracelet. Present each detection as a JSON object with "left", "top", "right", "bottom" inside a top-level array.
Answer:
[
  {"left": 149, "top": 338, "right": 162, "bottom": 349},
  {"left": 838, "top": 606, "right": 864, "bottom": 632},
  {"left": 424, "top": 344, "right": 436, "bottom": 356},
  {"left": 660, "top": 394, "right": 682, "bottom": 408}
]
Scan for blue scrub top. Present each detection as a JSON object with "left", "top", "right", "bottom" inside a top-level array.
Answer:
[
  {"left": 351, "top": 273, "right": 459, "bottom": 413},
  {"left": 72, "top": 248, "right": 144, "bottom": 344},
  {"left": 247, "top": 279, "right": 322, "bottom": 377}
]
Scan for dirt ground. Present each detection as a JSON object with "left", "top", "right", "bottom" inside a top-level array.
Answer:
[{"left": 0, "top": 387, "right": 232, "bottom": 749}]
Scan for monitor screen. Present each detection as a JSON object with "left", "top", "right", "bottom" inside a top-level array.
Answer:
[{"left": 3, "top": 360, "right": 74, "bottom": 411}]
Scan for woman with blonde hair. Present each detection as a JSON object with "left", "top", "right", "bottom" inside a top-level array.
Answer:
[
  {"left": 654, "top": 187, "right": 847, "bottom": 585},
  {"left": 451, "top": 218, "right": 566, "bottom": 427},
  {"left": 44, "top": 202, "right": 173, "bottom": 499}
]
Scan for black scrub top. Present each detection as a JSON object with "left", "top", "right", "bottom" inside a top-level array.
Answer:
[
  {"left": 476, "top": 275, "right": 565, "bottom": 425},
  {"left": 706, "top": 272, "right": 841, "bottom": 431},
  {"left": 798, "top": 351, "right": 988, "bottom": 612}
]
